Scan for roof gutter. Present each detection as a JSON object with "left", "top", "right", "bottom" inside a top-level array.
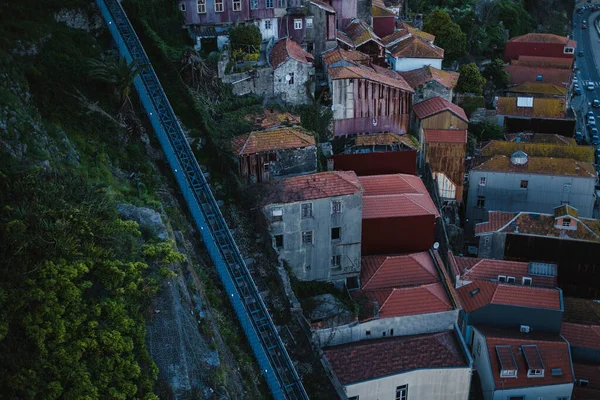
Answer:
[{"left": 429, "top": 249, "right": 459, "bottom": 309}]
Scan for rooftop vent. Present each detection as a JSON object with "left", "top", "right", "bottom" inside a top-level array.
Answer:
[
  {"left": 517, "top": 97, "right": 534, "bottom": 107},
  {"left": 511, "top": 150, "right": 529, "bottom": 165},
  {"left": 528, "top": 262, "right": 558, "bottom": 277},
  {"left": 552, "top": 368, "right": 563, "bottom": 377},
  {"left": 536, "top": 75, "right": 543, "bottom": 81},
  {"left": 469, "top": 288, "right": 480, "bottom": 297}
]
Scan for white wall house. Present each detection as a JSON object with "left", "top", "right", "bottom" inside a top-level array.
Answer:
[
  {"left": 388, "top": 55, "right": 442, "bottom": 72},
  {"left": 256, "top": 18, "right": 278, "bottom": 42},
  {"left": 386, "top": 35, "right": 444, "bottom": 72}
]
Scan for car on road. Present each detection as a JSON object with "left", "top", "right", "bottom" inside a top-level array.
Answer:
[
  {"left": 588, "top": 111, "right": 595, "bottom": 120},
  {"left": 593, "top": 135, "right": 599, "bottom": 145},
  {"left": 576, "top": 131, "right": 583, "bottom": 142},
  {"left": 593, "top": 99, "right": 600, "bottom": 108},
  {"left": 579, "top": 50, "right": 585, "bottom": 57},
  {"left": 588, "top": 82, "right": 595, "bottom": 90},
  {"left": 575, "top": 85, "right": 582, "bottom": 95}
]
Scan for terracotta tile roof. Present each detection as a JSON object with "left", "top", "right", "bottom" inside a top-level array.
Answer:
[
  {"left": 388, "top": 35, "right": 444, "bottom": 59},
  {"left": 479, "top": 140, "right": 594, "bottom": 163},
  {"left": 563, "top": 297, "right": 600, "bottom": 325},
  {"left": 555, "top": 204, "right": 578, "bottom": 218},
  {"left": 573, "top": 363, "right": 600, "bottom": 393},
  {"left": 424, "top": 129, "right": 467, "bottom": 144},
  {"left": 452, "top": 257, "right": 557, "bottom": 288},
  {"left": 413, "top": 96, "right": 468, "bottom": 122},
  {"left": 456, "top": 280, "right": 562, "bottom": 312},
  {"left": 474, "top": 211, "right": 517, "bottom": 235},
  {"left": 372, "top": 0, "right": 396, "bottom": 17},
  {"left": 328, "top": 63, "right": 413, "bottom": 92},
  {"left": 561, "top": 322, "right": 600, "bottom": 349},
  {"left": 396, "top": 21, "right": 435, "bottom": 42},
  {"left": 515, "top": 55, "right": 573, "bottom": 69},
  {"left": 504, "top": 133, "right": 576, "bottom": 145},
  {"left": 354, "top": 133, "right": 418, "bottom": 149},
  {"left": 336, "top": 30, "right": 354, "bottom": 47},
  {"left": 264, "top": 171, "right": 362, "bottom": 204},
  {"left": 231, "top": 127, "right": 315, "bottom": 156},
  {"left": 323, "top": 330, "right": 467, "bottom": 385},
  {"left": 473, "top": 155, "right": 596, "bottom": 178},
  {"left": 507, "top": 82, "right": 567, "bottom": 96},
  {"left": 244, "top": 109, "right": 301, "bottom": 129},
  {"left": 359, "top": 173, "right": 440, "bottom": 218},
  {"left": 478, "top": 327, "right": 574, "bottom": 389},
  {"left": 309, "top": 0, "right": 335, "bottom": 13},
  {"left": 505, "top": 65, "right": 572, "bottom": 86},
  {"left": 270, "top": 38, "right": 314, "bottom": 69},
  {"left": 475, "top": 210, "right": 600, "bottom": 243},
  {"left": 509, "top": 33, "right": 573, "bottom": 45},
  {"left": 361, "top": 252, "right": 439, "bottom": 291},
  {"left": 400, "top": 65, "right": 459, "bottom": 89},
  {"left": 321, "top": 47, "right": 370, "bottom": 67},
  {"left": 364, "top": 283, "right": 453, "bottom": 318},
  {"left": 343, "top": 19, "right": 383, "bottom": 47},
  {"left": 496, "top": 97, "right": 568, "bottom": 119},
  {"left": 380, "top": 29, "right": 410, "bottom": 47}
]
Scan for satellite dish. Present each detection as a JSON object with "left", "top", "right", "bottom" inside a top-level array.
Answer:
[
  {"left": 285, "top": 74, "right": 292, "bottom": 82},
  {"left": 433, "top": 242, "right": 440, "bottom": 250},
  {"left": 372, "top": 117, "right": 378, "bottom": 126}
]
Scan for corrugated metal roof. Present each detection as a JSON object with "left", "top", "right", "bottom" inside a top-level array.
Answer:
[
  {"left": 400, "top": 65, "right": 459, "bottom": 89},
  {"left": 263, "top": 171, "right": 362, "bottom": 204},
  {"left": 424, "top": 129, "right": 467, "bottom": 143},
  {"left": 231, "top": 127, "right": 315, "bottom": 155}
]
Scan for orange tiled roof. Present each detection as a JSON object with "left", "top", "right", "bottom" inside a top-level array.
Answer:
[
  {"left": 270, "top": 38, "right": 314, "bottom": 69},
  {"left": 364, "top": 283, "right": 453, "bottom": 318},
  {"left": 563, "top": 297, "right": 600, "bottom": 325},
  {"left": 513, "top": 55, "right": 573, "bottom": 69},
  {"left": 388, "top": 35, "right": 444, "bottom": 59},
  {"left": 380, "top": 29, "right": 410, "bottom": 47},
  {"left": 396, "top": 21, "right": 435, "bottom": 42},
  {"left": 355, "top": 132, "right": 417, "bottom": 149},
  {"left": 475, "top": 210, "right": 600, "bottom": 242},
  {"left": 264, "top": 171, "right": 362, "bottom": 204},
  {"left": 561, "top": 322, "right": 600, "bottom": 349},
  {"left": 478, "top": 327, "right": 574, "bottom": 390},
  {"left": 504, "top": 133, "right": 576, "bottom": 145},
  {"left": 413, "top": 96, "right": 468, "bottom": 122},
  {"left": 244, "top": 109, "right": 301, "bottom": 129},
  {"left": 474, "top": 211, "right": 517, "bottom": 235},
  {"left": 452, "top": 257, "right": 557, "bottom": 288},
  {"left": 359, "top": 173, "right": 440, "bottom": 218},
  {"left": 507, "top": 82, "right": 567, "bottom": 96},
  {"left": 496, "top": 97, "right": 567, "bottom": 119},
  {"left": 473, "top": 155, "right": 596, "bottom": 178},
  {"left": 231, "top": 127, "right": 315, "bottom": 156},
  {"left": 343, "top": 19, "right": 383, "bottom": 47},
  {"left": 479, "top": 140, "right": 594, "bottom": 163},
  {"left": 328, "top": 63, "right": 413, "bottom": 92},
  {"left": 424, "top": 129, "right": 467, "bottom": 144},
  {"left": 400, "top": 65, "right": 459, "bottom": 89},
  {"left": 505, "top": 65, "right": 571, "bottom": 86},
  {"left": 573, "top": 363, "right": 600, "bottom": 395},
  {"left": 509, "top": 33, "right": 573, "bottom": 45},
  {"left": 361, "top": 252, "right": 439, "bottom": 291},
  {"left": 321, "top": 47, "right": 370, "bottom": 67},
  {"left": 457, "top": 280, "right": 562, "bottom": 312}
]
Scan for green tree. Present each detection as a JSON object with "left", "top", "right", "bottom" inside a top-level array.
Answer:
[
  {"left": 423, "top": 9, "right": 467, "bottom": 61},
  {"left": 228, "top": 24, "right": 262, "bottom": 53},
  {"left": 483, "top": 58, "right": 510, "bottom": 89},
  {"left": 88, "top": 56, "right": 145, "bottom": 109},
  {"left": 469, "top": 121, "right": 505, "bottom": 142},
  {"left": 494, "top": 0, "right": 533, "bottom": 38},
  {"left": 456, "top": 62, "right": 486, "bottom": 95}
]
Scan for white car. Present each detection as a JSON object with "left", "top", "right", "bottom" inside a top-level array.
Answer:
[{"left": 588, "top": 82, "right": 595, "bottom": 90}]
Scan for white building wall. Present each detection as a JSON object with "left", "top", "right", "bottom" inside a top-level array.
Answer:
[
  {"left": 389, "top": 56, "right": 442, "bottom": 72},
  {"left": 256, "top": 18, "right": 278, "bottom": 41},
  {"left": 332, "top": 79, "right": 354, "bottom": 120},
  {"left": 345, "top": 367, "right": 471, "bottom": 400}
]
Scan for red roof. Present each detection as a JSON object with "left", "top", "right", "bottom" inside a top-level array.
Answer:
[
  {"left": 509, "top": 33, "right": 575, "bottom": 46},
  {"left": 474, "top": 211, "right": 517, "bottom": 234},
  {"left": 413, "top": 96, "right": 468, "bottom": 122},
  {"left": 361, "top": 252, "right": 439, "bottom": 291},
  {"left": 515, "top": 55, "right": 573, "bottom": 69},
  {"left": 561, "top": 322, "right": 600, "bottom": 349},
  {"left": 359, "top": 174, "right": 439, "bottom": 219},
  {"left": 456, "top": 280, "right": 562, "bottom": 313},
  {"left": 479, "top": 327, "right": 574, "bottom": 389},
  {"left": 323, "top": 330, "right": 467, "bottom": 385},
  {"left": 231, "top": 127, "right": 315, "bottom": 155},
  {"left": 264, "top": 171, "right": 361, "bottom": 204},
  {"left": 505, "top": 65, "right": 571, "bottom": 87},
  {"left": 573, "top": 363, "right": 600, "bottom": 396},
  {"left": 424, "top": 129, "right": 467, "bottom": 144},
  {"left": 328, "top": 63, "right": 413, "bottom": 92},
  {"left": 399, "top": 66, "right": 460, "bottom": 90},
  {"left": 343, "top": 19, "right": 383, "bottom": 47},
  {"left": 270, "top": 38, "right": 314, "bottom": 69},
  {"left": 388, "top": 35, "right": 444, "bottom": 59},
  {"left": 321, "top": 47, "right": 370, "bottom": 67},
  {"left": 365, "top": 283, "right": 452, "bottom": 318},
  {"left": 451, "top": 257, "right": 557, "bottom": 288}
]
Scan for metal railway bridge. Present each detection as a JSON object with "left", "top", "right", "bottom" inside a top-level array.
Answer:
[{"left": 94, "top": 1, "right": 309, "bottom": 398}]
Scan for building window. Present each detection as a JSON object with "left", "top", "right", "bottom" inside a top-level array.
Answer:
[
  {"left": 562, "top": 218, "right": 571, "bottom": 226},
  {"left": 331, "top": 227, "right": 341, "bottom": 241},
  {"left": 520, "top": 180, "right": 528, "bottom": 189},
  {"left": 479, "top": 177, "right": 486, "bottom": 186},
  {"left": 476, "top": 196, "right": 486, "bottom": 208},
  {"left": 508, "top": 397, "right": 524, "bottom": 400},
  {"left": 563, "top": 183, "right": 571, "bottom": 193},
  {"left": 250, "top": 0, "right": 258, "bottom": 9},
  {"left": 301, "top": 203, "right": 312, "bottom": 218},
  {"left": 288, "top": 72, "right": 294, "bottom": 84},
  {"left": 498, "top": 275, "right": 507, "bottom": 282},
  {"left": 197, "top": 0, "right": 206, "bottom": 13},
  {"left": 306, "top": 17, "right": 314, "bottom": 28},
  {"left": 507, "top": 276, "right": 516, "bottom": 284},
  {"left": 564, "top": 47, "right": 575, "bottom": 54},
  {"left": 274, "top": 234, "right": 284, "bottom": 248},
  {"left": 306, "top": 42, "right": 314, "bottom": 53},
  {"left": 331, "top": 255, "right": 341, "bottom": 268},
  {"left": 180, "top": 2, "right": 186, "bottom": 11},
  {"left": 346, "top": 277, "right": 359, "bottom": 290},
  {"left": 272, "top": 207, "right": 283, "bottom": 221},
  {"left": 302, "top": 230, "right": 313, "bottom": 245},
  {"left": 366, "top": 330, "right": 371, "bottom": 336},
  {"left": 264, "top": 19, "right": 272, "bottom": 30},
  {"left": 277, "top": 0, "right": 286, "bottom": 6},
  {"left": 528, "top": 369, "right": 544, "bottom": 377},
  {"left": 522, "top": 277, "right": 532, "bottom": 286},
  {"left": 294, "top": 18, "right": 303, "bottom": 30},
  {"left": 233, "top": 0, "right": 242, "bottom": 11},
  {"left": 396, "top": 385, "right": 408, "bottom": 400},
  {"left": 348, "top": 397, "right": 359, "bottom": 400},
  {"left": 215, "top": 0, "right": 224, "bottom": 12},
  {"left": 331, "top": 200, "right": 342, "bottom": 214},
  {"left": 266, "top": 0, "right": 274, "bottom": 8},
  {"left": 579, "top": 379, "right": 589, "bottom": 387}
]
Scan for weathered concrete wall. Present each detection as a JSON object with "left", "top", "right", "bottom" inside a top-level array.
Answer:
[
  {"left": 265, "top": 192, "right": 362, "bottom": 287},
  {"left": 273, "top": 59, "right": 314, "bottom": 105},
  {"left": 413, "top": 80, "right": 453, "bottom": 103},
  {"left": 306, "top": 3, "right": 337, "bottom": 66},
  {"left": 221, "top": 66, "right": 274, "bottom": 97},
  {"left": 273, "top": 146, "right": 318, "bottom": 178}
]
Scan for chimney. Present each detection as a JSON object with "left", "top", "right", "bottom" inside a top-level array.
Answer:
[{"left": 373, "top": 301, "right": 380, "bottom": 319}]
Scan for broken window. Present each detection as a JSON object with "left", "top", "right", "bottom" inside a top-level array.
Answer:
[
  {"left": 302, "top": 230, "right": 313, "bottom": 245},
  {"left": 274, "top": 234, "right": 284, "bottom": 248},
  {"left": 331, "top": 227, "right": 341, "bottom": 241}
]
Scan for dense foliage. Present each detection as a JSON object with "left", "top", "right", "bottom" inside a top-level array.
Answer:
[
  {"left": 0, "top": 159, "right": 161, "bottom": 399},
  {"left": 423, "top": 9, "right": 466, "bottom": 62},
  {"left": 483, "top": 58, "right": 510, "bottom": 90},
  {"left": 456, "top": 63, "right": 486, "bottom": 95},
  {"left": 229, "top": 24, "right": 262, "bottom": 53}
]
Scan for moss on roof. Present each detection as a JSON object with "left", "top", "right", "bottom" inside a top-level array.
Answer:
[
  {"left": 481, "top": 141, "right": 594, "bottom": 163},
  {"left": 474, "top": 155, "right": 597, "bottom": 177}
]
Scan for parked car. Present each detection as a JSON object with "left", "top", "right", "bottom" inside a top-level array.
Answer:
[
  {"left": 588, "top": 82, "right": 595, "bottom": 90},
  {"left": 575, "top": 85, "right": 582, "bottom": 95},
  {"left": 593, "top": 99, "right": 600, "bottom": 108},
  {"left": 588, "top": 111, "right": 594, "bottom": 121},
  {"left": 579, "top": 50, "right": 585, "bottom": 57},
  {"left": 576, "top": 131, "right": 583, "bottom": 142},
  {"left": 592, "top": 135, "right": 599, "bottom": 145}
]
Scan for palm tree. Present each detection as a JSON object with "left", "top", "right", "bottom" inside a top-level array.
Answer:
[{"left": 88, "top": 56, "right": 145, "bottom": 110}]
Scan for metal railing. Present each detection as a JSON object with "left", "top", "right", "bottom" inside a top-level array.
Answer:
[{"left": 95, "top": 1, "right": 308, "bottom": 399}]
